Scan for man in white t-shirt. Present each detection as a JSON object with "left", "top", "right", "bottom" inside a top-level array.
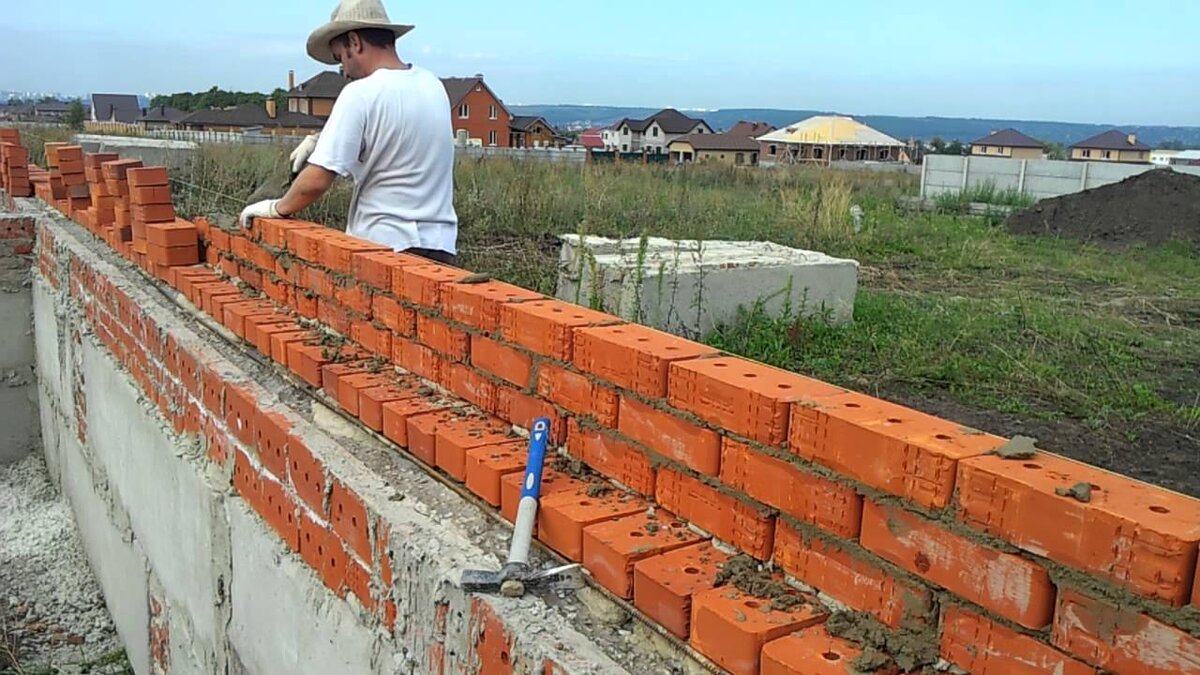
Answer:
[{"left": 239, "top": 0, "right": 459, "bottom": 265}]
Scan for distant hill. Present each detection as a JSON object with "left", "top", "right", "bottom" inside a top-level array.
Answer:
[{"left": 511, "top": 104, "right": 1200, "bottom": 148}]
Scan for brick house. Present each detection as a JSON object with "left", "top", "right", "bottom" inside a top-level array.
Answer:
[
  {"left": 176, "top": 102, "right": 324, "bottom": 135},
  {"left": 443, "top": 76, "right": 511, "bottom": 147},
  {"left": 509, "top": 115, "right": 567, "bottom": 148},
  {"left": 286, "top": 70, "right": 347, "bottom": 121}
]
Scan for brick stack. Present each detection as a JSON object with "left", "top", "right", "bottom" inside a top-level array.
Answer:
[
  {"left": 101, "top": 158, "right": 142, "bottom": 254},
  {"left": 52, "top": 145, "right": 90, "bottom": 220},
  {"left": 40, "top": 142, "right": 69, "bottom": 210},
  {"left": 84, "top": 152, "right": 119, "bottom": 233},
  {"left": 127, "top": 168, "right": 173, "bottom": 249},
  {"left": 0, "top": 128, "right": 32, "bottom": 198},
  {"left": 146, "top": 219, "right": 200, "bottom": 277}
]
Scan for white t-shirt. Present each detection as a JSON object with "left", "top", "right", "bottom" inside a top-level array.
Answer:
[{"left": 307, "top": 65, "right": 458, "bottom": 254}]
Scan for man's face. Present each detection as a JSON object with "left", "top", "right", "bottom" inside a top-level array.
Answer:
[{"left": 331, "top": 34, "right": 364, "bottom": 80}]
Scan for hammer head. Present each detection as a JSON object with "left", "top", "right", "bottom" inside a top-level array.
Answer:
[{"left": 461, "top": 562, "right": 580, "bottom": 597}]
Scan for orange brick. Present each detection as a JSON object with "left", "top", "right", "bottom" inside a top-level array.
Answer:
[
  {"left": 618, "top": 396, "right": 720, "bottom": 476},
  {"left": 260, "top": 477, "right": 300, "bottom": 552},
  {"left": 394, "top": 264, "right": 470, "bottom": 308},
  {"left": 320, "top": 233, "right": 389, "bottom": 274},
  {"left": 331, "top": 480, "right": 372, "bottom": 563},
  {"left": 690, "top": 586, "right": 826, "bottom": 675},
  {"left": 288, "top": 227, "right": 335, "bottom": 263},
  {"left": 317, "top": 298, "right": 355, "bottom": 335},
  {"left": 536, "top": 363, "right": 618, "bottom": 427},
  {"left": 772, "top": 520, "right": 931, "bottom": 628},
  {"left": 127, "top": 166, "right": 169, "bottom": 188},
  {"left": 655, "top": 467, "right": 774, "bottom": 559},
  {"left": 223, "top": 384, "right": 258, "bottom": 447},
  {"left": 258, "top": 218, "right": 316, "bottom": 249},
  {"left": 233, "top": 448, "right": 262, "bottom": 504},
  {"left": 350, "top": 320, "right": 392, "bottom": 358},
  {"left": 371, "top": 294, "right": 415, "bottom": 336},
  {"left": 333, "top": 280, "right": 372, "bottom": 316},
  {"left": 146, "top": 242, "right": 198, "bottom": 267},
  {"left": 720, "top": 438, "right": 862, "bottom": 539},
  {"left": 465, "top": 441, "right": 528, "bottom": 505},
  {"left": 499, "top": 466, "right": 588, "bottom": 522},
  {"left": 321, "top": 360, "right": 372, "bottom": 401},
  {"left": 633, "top": 541, "right": 730, "bottom": 639},
  {"left": 299, "top": 512, "right": 349, "bottom": 595},
  {"left": 351, "top": 250, "right": 426, "bottom": 290},
  {"left": 1051, "top": 588, "right": 1200, "bottom": 675},
  {"left": 942, "top": 605, "right": 1095, "bottom": 675},
  {"left": 381, "top": 397, "right": 452, "bottom": 449},
  {"left": 221, "top": 300, "right": 275, "bottom": 339},
  {"left": 669, "top": 356, "right": 844, "bottom": 446},
  {"left": 406, "top": 409, "right": 461, "bottom": 465},
  {"left": 574, "top": 324, "right": 718, "bottom": 398},
  {"left": 791, "top": 392, "right": 1005, "bottom": 510},
  {"left": 582, "top": 511, "right": 705, "bottom": 599},
  {"left": 538, "top": 488, "right": 648, "bottom": 561},
  {"left": 566, "top": 421, "right": 655, "bottom": 496},
  {"left": 494, "top": 386, "right": 565, "bottom": 442},
  {"left": 254, "top": 410, "right": 291, "bottom": 480},
  {"left": 416, "top": 314, "right": 469, "bottom": 361},
  {"left": 499, "top": 299, "right": 620, "bottom": 361},
  {"left": 288, "top": 342, "right": 333, "bottom": 387},
  {"left": 338, "top": 372, "right": 394, "bottom": 417},
  {"left": 443, "top": 280, "right": 543, "bottom": 333},
  {"left": 144, "top": 219, "right": 197, "bottom": 248},
  {"left": 345, "top": 558, "right": 374, "bottom": 611},
  {"left": 287, "top": 432, "right": 327, "bottom": 516},
  {"left": 470, "top": 334, "right": 532, "bottom": 387},
  {"left": 956, "top": 451, "right": 1200, "bottom": 607},
  {"left": 393, "top": 338, "right": 446, "bottom": 384},
  {"left": 129, "top": 185, "right": 173, "bottom": 206},
  {"left": 445, "top": 363, "right": 498, "bottom": 412},
  {"left": 358, "top": 379, "right": 422, "bottom": 431},
  {"left": 761, "top": 626, "right": 867, "bottom": 675},
  {"left": 861, "top": 500, "right": 1054, "bottom": 629},
  {"left": 268, "top": 330, "right": 312, "bottom": 365},
  {"left": 434, "top": 413, "right": 514, "bottom": 481}
]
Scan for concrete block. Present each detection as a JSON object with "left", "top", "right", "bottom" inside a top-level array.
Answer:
[
  {"left": 81, "top": 337, "right": 228, "bottom": 670},
  {"left": 55, "top": 428, "right": 152, "bottom": 675},
  {"left": 227, "top": 501, "right": 384, "bottom": 675},
  {"left": 0, "top": 288, "right": 34, "bottom": 369},
  {"left": 0, "top": 380, "right": 39, "bottom": 463},
  {"left": 556, "top": 235, "right": 858, "bottom": 338}
]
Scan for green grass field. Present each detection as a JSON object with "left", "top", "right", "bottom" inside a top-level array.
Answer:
[{"left": 19, "top": 132, "right": 1200, "bottom": 493}]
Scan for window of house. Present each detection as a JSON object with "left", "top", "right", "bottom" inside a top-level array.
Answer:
[
  {"left": 622, "top": 144, "right": 628, "bottom": 152},
  {"left": 856, "top": 149, "right": 867, "bottom": 160},
  {"left": 458, "top": 104, "right": 469, "bottom": 119},
  {"left": 489, "top": 105, "right": 497, "bottom": 120},
  {"left": 652, "top": 127, "right": 659, "bottom": 137},
  {"left": 751, "top": 153, "right": 758, "bottom": 165},
  {"left": 1083, "top": 149, "right": 1091, "bottom": 158},
  {"left": 735, "top": 153, "right": 745, "bottom": 165},
  {"left": 768, "top": 144, "right": 777, "bottom": 156},
  {"left": 488, "top": 130, "right": 497, "bottom": 146},
  {"left": 1103, "top": 150, "right": 1112, "bottom": 159},
  {"left": 813, "top": 147, "right": 824, "bottom": 159},
  {"left": 879, "top": 148, "right": 889, "bottom": 160}
]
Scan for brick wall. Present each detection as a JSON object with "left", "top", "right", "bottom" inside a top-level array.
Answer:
[{"left": 9, "top": 127, "right": 1200, "bottom": 675}]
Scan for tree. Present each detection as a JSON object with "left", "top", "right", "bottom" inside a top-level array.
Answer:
[
  {"left": 270, "top": 88, "right": 288, "bottom": 114},
  {"left": 5, "top": 97, "right": 26, "bottom": 106},
  {"left": 929, "top": 136, "right": 947, "bottom": 153},
  {"left": 37, "top": 95, "right": 60, "bottom": 104},
  {"left": 1042, "top": 141, "right": 1067, "bottom": 160},
  {"left": 64, "top": 98, "right": 85, "bottom": 131},
  {"left": 945, "top": 140, "right": 964, "bottom": 155}
]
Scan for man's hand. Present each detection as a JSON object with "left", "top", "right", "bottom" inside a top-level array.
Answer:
[
  {"left": 240, "top": 199, "right": 282, "bottom": 230},
  {"left": 289, "top": 133, "right": 320, "bottom": 176}
]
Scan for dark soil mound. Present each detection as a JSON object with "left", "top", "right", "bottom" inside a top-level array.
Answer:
[{"left": 1006, "top": 169, "right": 1200, "bottom": 246}]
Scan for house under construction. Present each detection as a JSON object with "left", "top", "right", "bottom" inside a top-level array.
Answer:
[{"left": 756, "top": 115, "right": 908, "bottom": 165}]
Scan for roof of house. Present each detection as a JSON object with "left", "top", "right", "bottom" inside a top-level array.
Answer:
[
  {"left": 970, "top": 128, "right": 1042, "bottom": 148},
  {"left": 1071, "top": 129, "right": 1151, "bottom": 151},
  {"left": 670, "top": 133, "right": 760, "bottom": 152},
  {"left": 34, "top": 101, "right": 70, "bottom": 113},
  {"left": 138, "top": 105, "right": 188, "bottom": 124},
  {"left": 728, "top": 121, "right": 775, "bottom": 138},
  {"left": 510, "top": 115, "right": 550, "bottom": 131},
  {"left": 647, "top": 108, "right": 709, "bottom": 134},
  {"left": 756, "top": 115, "right": 905, "bottom": 147},
  {"left": 287, "top": 71, "right": 348, "bottom": 99},
  {"left": 92, "top": 94, "right": 142, "bottom": 124},
  {"left": 177, "top": 103, "right": 324, "bottom": 129},
  {"left": 442, "top": 77, "right": 485, "bottom": 106}
]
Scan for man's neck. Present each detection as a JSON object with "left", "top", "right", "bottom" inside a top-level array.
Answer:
[{"left": 360, "top": 51, "right": 410, "bottom": 78}]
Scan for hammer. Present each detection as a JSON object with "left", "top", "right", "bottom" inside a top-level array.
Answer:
[{"left": 461, "top": 418, "right": 580, "bottom": 597}]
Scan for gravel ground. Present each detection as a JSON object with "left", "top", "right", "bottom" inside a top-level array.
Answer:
[{"left": 0, "top": 453, "right": 129, "bottom": 675}]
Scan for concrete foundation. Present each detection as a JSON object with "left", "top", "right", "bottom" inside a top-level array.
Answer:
[
  {"left": 556, "top": 234, "right": 859, "bottom": 338},
  {"left": 22, "top": 197, "right": 693, "bottom": 675}
]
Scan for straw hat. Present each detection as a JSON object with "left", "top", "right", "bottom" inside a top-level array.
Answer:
[{"left": 306, "top": 0, "right": 413, "bottom": 65}]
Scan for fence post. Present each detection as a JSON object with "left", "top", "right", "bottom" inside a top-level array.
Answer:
[
  {"left": 919, "top": 156, "right": 928, "bottom": 199},
  {"left": 960, "top": 155, "right": 970, "bottom": 191},
  {"left": 1018, "top": 159, "right": 1027, "bottom": 193},
  {"left": 1079, "top": 161, "right": 1090, "bottom": 191}
]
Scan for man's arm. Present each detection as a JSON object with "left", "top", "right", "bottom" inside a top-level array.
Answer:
[{"left": 275, "top": 164, "right": 337, "bottom": 217}]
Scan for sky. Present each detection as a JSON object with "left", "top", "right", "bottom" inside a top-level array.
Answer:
[{"left": 3, "top": 0, "right": 1199, "bottom": 126}]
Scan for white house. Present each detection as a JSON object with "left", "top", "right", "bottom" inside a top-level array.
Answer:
[{"left": 603, "top": 109, "right": 713, "bottom": 153}]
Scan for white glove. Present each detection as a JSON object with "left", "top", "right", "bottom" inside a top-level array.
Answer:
[
  {"left": 240, "top": 199, "right": 281, "bottom": 230},
  {"left": 290, "top": 133, "right": 320, "bottom": 175}
]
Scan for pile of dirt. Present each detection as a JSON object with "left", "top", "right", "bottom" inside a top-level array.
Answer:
[{"left": 1006, "top": 169, "right": 1200, "bottom": 246}]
